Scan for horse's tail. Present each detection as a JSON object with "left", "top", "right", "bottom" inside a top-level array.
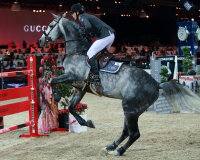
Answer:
[{"left": 160, "top": 81, "right": 200, "bottom": 113}]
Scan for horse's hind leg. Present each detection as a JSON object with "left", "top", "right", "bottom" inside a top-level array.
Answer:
[
  {"left": 108, "top": 114, "right": 140, "bottom": 156},
  {"left": 102, "top": 118, "right": 129, "bottom": 152}
]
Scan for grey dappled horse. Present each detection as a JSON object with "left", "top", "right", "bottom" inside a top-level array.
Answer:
[{"left": 39, "top": 13, "right": 200, "bottom": 156}]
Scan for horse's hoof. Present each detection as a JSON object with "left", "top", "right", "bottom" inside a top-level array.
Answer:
[
  {"left": 87, "top": 120, "right": 95, "bottom": 128},
  {"left": 99, "top": 147, "right": 108, "bottom": 156},
  {"left": 107, "top": 150, "right": 120, "bottom": 156}
]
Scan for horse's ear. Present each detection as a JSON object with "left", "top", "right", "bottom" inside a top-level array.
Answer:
[
  {"left": 51, "top": 12, "right": 58, "bottom": 19},
  {"left": 62, "top": 13, "right": 66, "bottom": 18}
]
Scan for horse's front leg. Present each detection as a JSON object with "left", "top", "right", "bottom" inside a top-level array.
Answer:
[
  {"left": 51, "top": 73, "right": 78, "bottom": 102},
  {"left": 69, "top": 89, "right": 95, "bottom": 128}
]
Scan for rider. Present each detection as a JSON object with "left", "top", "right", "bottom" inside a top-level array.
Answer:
[{"left": 70, "top": 3, "right": 115, "bottom": 84}]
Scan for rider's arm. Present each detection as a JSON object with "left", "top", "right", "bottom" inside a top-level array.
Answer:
[{"left": 80, "top": 16, "right": 92, "bottom": 35}]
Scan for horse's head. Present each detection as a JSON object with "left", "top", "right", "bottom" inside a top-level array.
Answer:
[{"left": 39, "top": 12, "right": 66, "bottom": 47}]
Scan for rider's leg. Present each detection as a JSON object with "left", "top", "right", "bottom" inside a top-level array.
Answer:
[
  {"left": 85, "top": 33, "right": 115, "bottom": 84},
  {"left": 85, "top": 55, "right": 100, "bottom": 83},
  {"left": 105, "top": 33, "right": 115, "bottom": 50}
]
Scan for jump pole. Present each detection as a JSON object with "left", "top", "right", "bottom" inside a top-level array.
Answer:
[
  {"left": 0, "top": 60, "right": 3, "bottom": 129},
  {"left": 0, "top": 56, "right": 48, "bottom": 137}
]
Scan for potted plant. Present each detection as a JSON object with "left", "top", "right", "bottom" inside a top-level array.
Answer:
[
  {"left": 59, "top": 100, "right": 88, "bottom": 131},
  {"left": 68, "top": 103, "right": 88, "bottom": 133},
  {"left": 56, "top": 68, "right": 74, "bottom": 129},
  {"left": 75, "top": 103, "right": 88, "bottom": 115},
  {"left": 188, "top": 69, "right": 196, "bottom": 75},
  {"left": 56, "top": 69, "right": 74, "bottom": 99},
  {"left": 182, "top": 47, "right": 194, "bottom": 75},
  {"left": 160, "top": 67, "right": 171, "bottom": 83}
]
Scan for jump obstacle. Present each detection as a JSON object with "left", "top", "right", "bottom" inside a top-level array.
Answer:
[{"left": 0, "top": 56, "right": 48, "bottom": 137}]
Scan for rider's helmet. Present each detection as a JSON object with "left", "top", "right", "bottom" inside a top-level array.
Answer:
[{"left": 70, "top": 3, "right": 85, "bottom": 13}]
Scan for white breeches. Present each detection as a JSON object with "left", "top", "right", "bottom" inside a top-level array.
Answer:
[{"left": 87, "top": 33, "right": 115, "bottom": 59}]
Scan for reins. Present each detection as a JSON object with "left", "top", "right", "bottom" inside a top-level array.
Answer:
[
  {"left": 48, "top": 37, "right": 89, "bottom": 57},
  {"left": 44, "top": 17, "right": 90, "bottom": 57},
  {"left": 48, "top": 37, "right": 86, "bottom": 45}
]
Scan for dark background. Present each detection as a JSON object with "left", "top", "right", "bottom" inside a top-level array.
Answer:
[
  {"left": 0, "top": 0, "right": 200, "bottom": 46},
  {"left": 101, "top": 15, "right": 177, "bottom": 46}
]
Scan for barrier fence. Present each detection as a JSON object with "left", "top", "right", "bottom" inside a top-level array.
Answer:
[
  {"left": 0, "top": 56, "right": 48, "bottom": 137},
  {"left": 0, "top": 60, "right": 3, "bottom": 129}
]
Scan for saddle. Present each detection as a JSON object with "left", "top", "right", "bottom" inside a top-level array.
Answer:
[{"left": 88, "top": 48, "right": 131, "bottom": 69}]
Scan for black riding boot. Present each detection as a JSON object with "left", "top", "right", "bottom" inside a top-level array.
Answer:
[{"left": 84, "top": 56, "right": 101, "bottom": 84}]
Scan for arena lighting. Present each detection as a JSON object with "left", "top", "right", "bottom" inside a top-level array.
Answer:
[
  {"left": 58, "top": 2, "right": 65, "bottom": 13},
  {"left": 94, "top": 9, "right": 104, "bottom": 15},
  {"left": 179, "top": 0, "right": 193, "bottom": 11},
  {"left": 11, "top": 0, "right": 21, "bottom": 11},
  {"left": 139, "top": 9, "right": 147, "bottom": 18}
]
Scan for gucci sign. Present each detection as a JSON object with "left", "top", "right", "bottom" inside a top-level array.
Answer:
[{"left": 24, "top": 25, "right": 47, "bottom": 32}]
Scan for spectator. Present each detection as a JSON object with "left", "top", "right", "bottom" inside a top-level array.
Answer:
[
  {"left": 115, "top": 43, "right": 121, "bottom": 53},
  {"left": 141, "top": 48, "right": 146, "bottom": 56},
  {"left": 11, "top": 41, "right": 16, "bottom": 49},
  {"left": 18, "top": 49, "right": 22, "bottom": 54},
  {"left": 17, "top": 62, "right": 21, "bottom": 67},
  {"left": 130, "top": 52, "right": 135, "bottom": 63},
  {"left": 36, "top": 40, "right": 41, "bottom": 48},
  {"left": 22, "top": 40, "right": 27, "bottom": 49},
  {"left": 41, "top": 47, "right": 45, "bottom": 53}
]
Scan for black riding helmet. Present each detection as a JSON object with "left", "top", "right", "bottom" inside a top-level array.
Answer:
[{"left": 70, "top": 3, "right": 85, "bottom": 13}]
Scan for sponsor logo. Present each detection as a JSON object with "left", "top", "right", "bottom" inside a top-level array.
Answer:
[
  {"left": 157, "top": 57, "right": 174, "bottom": 61},
  {"left": 0, "top": 108, "right": 8, "bottom": 113},
  {"left": 24, "top": 25, "right": 47, "bottom": 32},
  {"left": 179, "top": 76, "right": 194, "bottom": 81},
  {"left": 0, "top": 93, "right": 8, "bottom": 98},
  {"left": 0, "top": 73, "right": 8, "bottom": 78},
  {"left": 193, "top": 76, "right": 200, "bottom": 80},
  {"left": 194, "top": 46, "right": 198, "bottom": 49}
]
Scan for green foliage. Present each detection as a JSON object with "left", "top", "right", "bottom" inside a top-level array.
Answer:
[
  {"left": 161, "top": 77, "right": 167, "bottom": 83},
  {"left": 182, "top": 47, "right": 194, "bottom": 74},
  {"left": 56, "top": 69, "right": 74, "bottom": 98},
  {"left": 56, "top": 68, "right": 65, "bottom": 76},
  {"left": 58, "top": 83, "right": 73, "bottom": 98},
  {"left": 145, "top": 65, "right": 150, "bottom": 69},
  {"left": 160, "top": 67, "right": 171, "bottom": 83},
  {"left": 160, "top": 67, "right": 171, "bottom": 77}
]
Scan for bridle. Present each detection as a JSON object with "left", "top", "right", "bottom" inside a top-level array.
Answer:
[
  {"left": 43, "top": 17, "right": 62, "bottom": 43},
  {"left": 43, "top": 17, "right": 89, "bottom": 56}
]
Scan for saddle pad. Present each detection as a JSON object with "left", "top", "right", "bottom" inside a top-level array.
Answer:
[{"left": 87, "top": 60, "right": 123, "bottom": 74}]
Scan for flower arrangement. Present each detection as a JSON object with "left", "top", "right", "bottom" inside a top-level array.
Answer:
[
  {"left": 170, "top": 79, "right": 178, "bottom": 82},
  {"left": 58, "top": 103, "right": 88, "bottom": 115},
  {"left": 178, "top": 72, "right": 186, "bottom": 76},
  {"left": 76, "top": 103, "right": 88, "bottom": 114}
]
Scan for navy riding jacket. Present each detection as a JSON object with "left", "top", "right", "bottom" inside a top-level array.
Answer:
[{"left": 80, "top": 13, "right": 115, "bottom": 40}]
